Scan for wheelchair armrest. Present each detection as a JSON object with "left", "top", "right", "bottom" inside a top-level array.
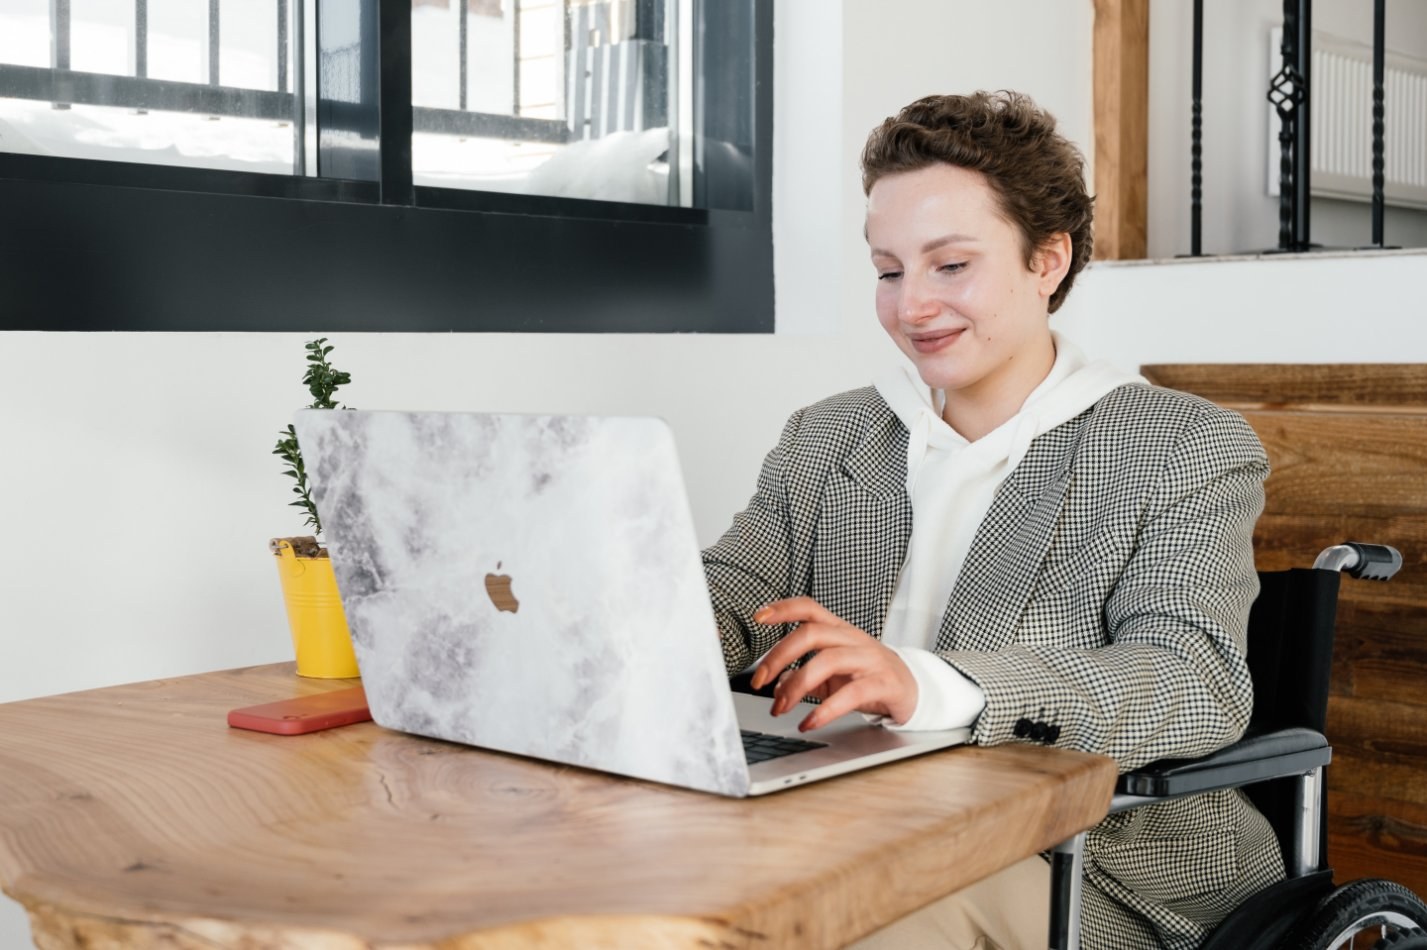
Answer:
[{"left": 1117, "top": 726, "right": 1330, "bottom": 798}]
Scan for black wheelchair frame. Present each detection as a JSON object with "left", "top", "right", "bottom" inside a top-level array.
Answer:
[{"left": 1048, "top": 542, "right": 1427, "bottom": 950}]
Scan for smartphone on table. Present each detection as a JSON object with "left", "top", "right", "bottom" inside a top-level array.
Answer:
[{"left": 227, "top": 686, "right": 371, "bottom": 735}]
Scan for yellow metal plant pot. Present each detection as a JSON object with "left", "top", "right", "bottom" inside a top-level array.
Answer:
[{"left": 271, "top": 538, "right": 360, "bottom": 679}]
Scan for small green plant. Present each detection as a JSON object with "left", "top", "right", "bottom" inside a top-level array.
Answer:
[{"left": 273, "top": 338, "right": 353, "bottom": 538}]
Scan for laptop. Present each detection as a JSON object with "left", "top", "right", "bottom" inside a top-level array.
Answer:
[{"left": 293, "top": 409, "right": 969, "bottom": 797}]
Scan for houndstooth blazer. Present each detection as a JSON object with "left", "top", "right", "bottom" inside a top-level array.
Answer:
[{"left": 704, "top": 382, "right": 1286, "bottom": 950}]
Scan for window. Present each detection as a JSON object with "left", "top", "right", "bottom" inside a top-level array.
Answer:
[
  {"left": 412, "top": 0, "right": 692, "bottom": 208},
  {"left": 0, "top": 0, "right": 772, "bottom": 333}
]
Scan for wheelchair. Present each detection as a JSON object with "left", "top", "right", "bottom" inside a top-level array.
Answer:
[{"left": 1049, "top": 542, "right": 1427, "bottom": 950}]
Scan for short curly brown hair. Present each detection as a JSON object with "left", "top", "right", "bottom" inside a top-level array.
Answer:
[{"left": 860, "top": 91, "right": 1093, "bottom": 314}]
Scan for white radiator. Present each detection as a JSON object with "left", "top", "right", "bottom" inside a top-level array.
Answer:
[{"left": 1267, "top": 29, "right": 1427, "bottom": 210}]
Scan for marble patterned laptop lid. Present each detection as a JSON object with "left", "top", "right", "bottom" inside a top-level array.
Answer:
[{"left": 293, "top": 409, "right": 751, "bottom": 797}]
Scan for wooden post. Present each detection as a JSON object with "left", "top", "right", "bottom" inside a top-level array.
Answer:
[{"left": 1093, "top": 0, "right": 1149, "bottom": 259}]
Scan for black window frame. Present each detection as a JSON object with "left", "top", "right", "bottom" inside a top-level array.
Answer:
[{"left": 0, "top": 0, "right": 774, "bottom": 333}]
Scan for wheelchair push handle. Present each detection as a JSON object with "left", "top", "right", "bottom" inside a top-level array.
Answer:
[{"left": 1313, "top": 542, "right": 1403, "bottom": 581}]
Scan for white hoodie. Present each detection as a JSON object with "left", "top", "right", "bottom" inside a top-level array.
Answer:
[{"left": 871, "top": 332, "right": 1147, "bottom": 730}]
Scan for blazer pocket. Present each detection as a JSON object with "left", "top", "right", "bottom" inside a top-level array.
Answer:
[{"left": 1032, "top": 530, "right": 1128, "bottom": 599}]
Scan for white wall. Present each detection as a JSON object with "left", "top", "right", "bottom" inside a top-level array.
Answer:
[
  {"left": 1059, "top": 248, "right": 1427, "bottom": 367},
  {"left": 1148, "top": 0, "right": 1427, "bottom": 259},
  {"left": 0, "top": 2, "right": 1098, "bottom": 941}
]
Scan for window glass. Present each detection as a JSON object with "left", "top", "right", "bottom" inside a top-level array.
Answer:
[
  {"left": 412, "top": 0, "right": 690, "bottom": 207},
  {"left": 145, "top": 0, "right": 206, "bottom": 84},
  {"left": 70, "top": 0, "right": 132, "bottom": 76},
  {"left": 219, "top": 0, "right": 281, "bottom": 91},
  {"left": 0, "top": 0, "right": 297, "bottom": 173},
  {"left": 0, "top": 0, "right": 48, "bottom": 68}
]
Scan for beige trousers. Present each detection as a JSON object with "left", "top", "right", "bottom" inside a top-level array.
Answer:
[{"left": 846, "top": 853, "right": 1051, "bottom": 950}]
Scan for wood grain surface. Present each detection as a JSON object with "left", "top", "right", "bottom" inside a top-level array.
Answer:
[
  {"left": 1144, "top": 363, "right": 1427, "bottom": 896},
  {"left": 1092, "top": 0, "right": 1149, "bottom": 260},
  {"left": 1142, "top": 364, "right": 1427, "bottom": 410},
  {"left": 0, "top": 665, "right": 1116, "bottom": 949}
]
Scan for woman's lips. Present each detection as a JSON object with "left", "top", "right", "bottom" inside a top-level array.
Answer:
[{"left": 909, "top": 328, "right": 965, "bottom": 353}]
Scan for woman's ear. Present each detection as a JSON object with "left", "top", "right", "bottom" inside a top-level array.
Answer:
[{"left": 1033, "top": 233, "right": 1074, "bottom": 301}]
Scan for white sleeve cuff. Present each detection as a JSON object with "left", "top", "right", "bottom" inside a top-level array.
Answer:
[{"left": 873, "top": 646, "right": 987, "bottom": 731}]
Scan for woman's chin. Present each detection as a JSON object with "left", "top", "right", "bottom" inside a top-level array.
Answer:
[{"left": 911, "top": 362, "right": 978, "bottom": 394}]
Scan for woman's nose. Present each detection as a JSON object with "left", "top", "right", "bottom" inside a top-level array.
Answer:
[{"left": 898, "top": 273, "right": 939, "bottom": 322}]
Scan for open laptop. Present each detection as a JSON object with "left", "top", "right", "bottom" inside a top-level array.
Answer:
[{"left": 293, "top": 410, "right": 969, "bottom": 797}]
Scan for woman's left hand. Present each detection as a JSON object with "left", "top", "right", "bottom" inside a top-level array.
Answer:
[{"left": 749, "top": 597, "right": 918, "bottom": 731}]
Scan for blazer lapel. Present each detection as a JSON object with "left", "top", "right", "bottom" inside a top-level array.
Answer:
[
  {"left": 813, "top": 412, "right": 911, "bottom": 639},
  {"left": 934, "top": 414, "right": 1086, "bottom": 653}
]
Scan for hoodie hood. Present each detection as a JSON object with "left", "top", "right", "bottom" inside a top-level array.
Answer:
[{"left": 875, "top": 332, "right": 1147, "bottom": 492}]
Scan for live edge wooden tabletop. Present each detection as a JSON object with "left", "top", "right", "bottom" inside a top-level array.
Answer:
[{"left": 0, "top": 664, "right": 1116, "bottom": 949}]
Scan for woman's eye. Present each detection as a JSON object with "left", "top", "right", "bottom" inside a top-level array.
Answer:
[
  {"left": 877, "top": 271, "right": 903, "bottom": 281},
  {"left": 939, "top": 262, "right": 967, "bottom": 274}
]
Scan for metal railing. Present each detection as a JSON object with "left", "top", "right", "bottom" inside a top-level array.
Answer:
[
  {"left": 1370, "top": 0, "right": 1387, "bottom": 247},
  {"left": 1189, "top": 0, "right": 1393, "bottom": 255}
]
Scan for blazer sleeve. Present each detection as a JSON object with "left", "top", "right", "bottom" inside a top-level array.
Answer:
[
  {"left": 702, "top": 409, "right": 807, "bottom": 676},
  {"left": 937, "top": 409, "right": 1269, "bottom": 772}
]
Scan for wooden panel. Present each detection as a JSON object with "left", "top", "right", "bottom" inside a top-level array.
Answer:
[
  {"left": 1142, "top": 364, "right": 1427, "bottom": 408},
  {"left": 1149, "top": 363, "right": 1427, "bottom": 894},
  {"left": 1092, "top": 0, "right": 1148, "bottom": 260},
  {"left": 1325, "top": 698, "right": 1427, "bottom": 890},
  {"left": 1331, "top": 600, "right": 1427, "bottom": 704},
  {"left": 1245, "top": 412, "right": 1427, "bottom": 518},
  {"left": 1329, "top": 792, "right": 1427, "bottom": 896},
  {"left": 0, "top": 664, "right": 1116, "bottom": 949},
  {"left": 1328, "top": 696, "right": 1427, "bottom": 798}
]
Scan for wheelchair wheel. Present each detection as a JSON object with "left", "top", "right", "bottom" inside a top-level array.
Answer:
[{"left": 1288, "top": 879, "right": 1427, "bottom": 950}]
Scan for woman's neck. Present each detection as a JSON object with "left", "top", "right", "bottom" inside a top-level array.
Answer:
[{"left": 940, "top": 334, "right": 1058, "bottom": 442}]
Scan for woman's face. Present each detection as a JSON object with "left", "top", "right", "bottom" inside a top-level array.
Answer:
[{"left": 866, "top": 163, "right": 1068, "bottom": 406}]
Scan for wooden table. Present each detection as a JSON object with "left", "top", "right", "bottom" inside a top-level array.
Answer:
[{"left": 0, "top": 664, "right": 1117, "bottom": 949}]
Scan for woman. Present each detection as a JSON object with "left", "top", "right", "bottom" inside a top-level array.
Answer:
[{"left": 703, "top": 91, "right": 1284, "bottom": 949}]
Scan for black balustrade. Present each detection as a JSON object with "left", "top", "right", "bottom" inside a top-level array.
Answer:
[
  {"left": 1187, "top": 0, "right": 1396, "bottom": 255},
  {"left": 1266, "top": 0, "right": 1311, "bottom": 252},
  {"left": 1371, "top": 0, "right": 1387, "bottom": 248},
  {"left": 1190, "top": 0, "right": 1203, "bottom": 257}
]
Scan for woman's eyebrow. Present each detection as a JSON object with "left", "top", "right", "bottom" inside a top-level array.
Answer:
[
  {"left": 866, "top": 233, "right": 980, "bottom": 256},
  {"left": 920, "top": 233, "right": 979, "bottom": 253}
]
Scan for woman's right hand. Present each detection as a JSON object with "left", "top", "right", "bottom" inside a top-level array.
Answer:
[{"left": 749, "top": 597, "right": 919, "bottom": 731}]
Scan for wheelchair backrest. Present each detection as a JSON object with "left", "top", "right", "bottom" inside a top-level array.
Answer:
[
  {"left": 1246, "top": 567, "right": 1343, "bottom": 734},
  {"left": 1244, "top": 567, "right": 1344, "bottom": 873}
]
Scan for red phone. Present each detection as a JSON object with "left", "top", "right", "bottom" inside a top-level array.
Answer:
[{"left": 227, "top": 686, "right": 372, "bottom": 735}]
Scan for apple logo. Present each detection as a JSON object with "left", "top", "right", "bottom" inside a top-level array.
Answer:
[{"left": 484, "top": 562, "right": 520, "bottom": 614}]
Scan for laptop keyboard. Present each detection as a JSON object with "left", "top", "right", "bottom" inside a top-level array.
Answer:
[{"left": 740, "top": 729, "right": 829, "bottom": 764}]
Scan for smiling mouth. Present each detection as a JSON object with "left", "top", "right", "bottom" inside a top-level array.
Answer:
[{"left": 908, "top": 328, "right": 965, "bottom": 353}]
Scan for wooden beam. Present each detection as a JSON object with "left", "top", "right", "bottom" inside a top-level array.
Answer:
[{"left": 1093, "top": 0, "right": 1149, "bottom": 259}]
